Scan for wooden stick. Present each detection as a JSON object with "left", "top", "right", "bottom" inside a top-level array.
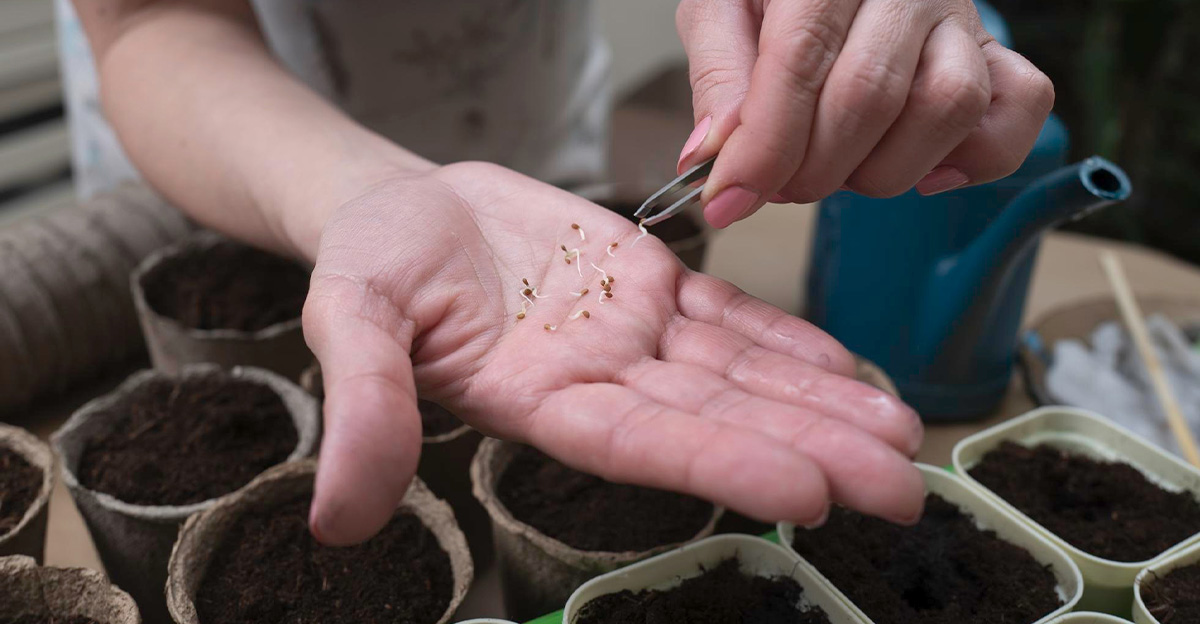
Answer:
[{"left": 1100, "top": 251, "right": 1200, "bottom": 467}]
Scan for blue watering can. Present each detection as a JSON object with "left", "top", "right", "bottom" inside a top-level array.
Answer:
[{"left": 806, "top": 1, "right": 1133, "bottom": 421}]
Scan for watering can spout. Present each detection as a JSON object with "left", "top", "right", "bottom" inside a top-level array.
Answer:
[{"left": 918, "top": 157, "right": 1132, "bottom": 366}]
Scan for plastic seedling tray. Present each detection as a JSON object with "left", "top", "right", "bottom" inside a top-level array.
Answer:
[
  {"left": 518, "top": 532, "right": 780, "bottom": 624},
  {"left": 778, "top": 464, "right": 1083, "bottom": 624},
  {"left": 560, "top": 534, "right": 865, "bottom": 624},
  {"left": 1048, "top": 613, "right": 1133, "bottom": 623},
  {"left": 953, "top": 407, "right": 1200, "bottom": 615},
  {"left": 1133, "top": 538, "right": 1200, "bottom": 624}
]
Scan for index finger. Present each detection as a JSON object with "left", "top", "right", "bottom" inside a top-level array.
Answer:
[{"left": 701, "top": 0, "right": 861, "bottom": 227}]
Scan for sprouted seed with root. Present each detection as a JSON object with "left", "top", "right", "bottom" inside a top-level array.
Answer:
[
  {"left": 569, "top": 309, "right": 591, "bottom": 320},
  {"left": 590, "top": 262, "right": 608, "bottom": 283},
  {"left": 569, "top": 288, "right": 590, "bottom": 297},
  {"left": 607, "top": 242, "right": 618, "bottom": 257},
  {"left": 599, "top": 291, "right": 613, "bottom": 305},
  {"left": 561, "top": 245, "right": 584, "bottom": 276},
  {"left": 544, "top": 324, "right": 557, "bottom": 332},
  {"left": 632, "top": 219, "right": 650, "bottom": 247},
  {"left": 571, "top": 223, "right": 586, "bottom": 241}
]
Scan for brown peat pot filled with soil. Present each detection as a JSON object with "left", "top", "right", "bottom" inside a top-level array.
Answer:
[
  {"left": 299, "top": 360, "right": 491, "bottom": 566},
  {"left": 166, "top": 460, "right": 472, "bottom": 624},
  {"left": 575, "top": 557, "right": 830, "bottom": 624},
  {"left": 472, "top": 439, "right": 722, "bottom": 621},
  {"left": 0, "top": 555, "right": 140, "bottom": 624},
  {"left": 968, "top": 441, "right": 1200, "bottom": 563},
  {"left": 131, "top": 231, "right": 312, "bottom": 381},
  {"left": 52, "top": 365, "right": 319, "bottom": 624},
  {"left": 0, "top": 425, "right": 55, "bottom": 562}
]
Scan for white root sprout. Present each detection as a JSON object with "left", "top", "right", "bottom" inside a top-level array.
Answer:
[
  {"left": 607, "top": 242, "right": 618, "bottom": 257},
  {"left": 544, "top": 324, "right": 557, "bottom": 332},
  {"left": 572, "top": 223, "right": 586, "bottom": 241},
  {"left": 632, "top": 218, "right": 650, "bottom": 247},
  {"left": 569, "top": 288, "right": 590, "bottom": 297},
  {"left": 590, "top": 262, "right": 608, "bottom": 283},
  {"left": 569, "top": 309, "right": 591, "bottom": 320}
]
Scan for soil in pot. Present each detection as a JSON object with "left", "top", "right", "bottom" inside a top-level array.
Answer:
[
  {"left": 575, "top": 557, "right": 830, "bottom": 624},
  {"left": 195, "top": 492, "right": 453, "bottom": 624},
  {"left": 77, "top": 376, "right": 297, "bottom": 506},
  {"left": 1143, "top": 563, "right": 1200, "bottom": 623},
  {"left": 0, "top": 448, "right": 42, "bottom": 533},
  {"left": 301, "top": 364, "right": 463, "bottom": 437},
  {"left": 0, "top": 618, "right": 100, "bottom": 624},
  {"left": 495, "top": 445, "right": 714, "bottom": 552},
  {"left": 140, "top": 240, "right": 309, "bottom": 332},
  {"left": 791, "top": 494, "right": 1062, "bottom": 624},
  {"left": 968, "top": 441, "right": 1200, "bottom": 562},
  {"left": 419, "top": 400, "right": 463, "bottom": 437}
]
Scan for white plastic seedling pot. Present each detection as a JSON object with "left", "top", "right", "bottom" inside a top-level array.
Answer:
[
  {"left": 778, "top": 464, "right": 1083, "bottom": 624},
  {"left": 561, "top": 534, "right": 866, "bottom": 624},
  {"left": 953, "top": 407, "right": 1200, "bottom": 615},
  {"left": 1048, "top": 613, "right": 1133, "bottom": 624},
  {"left": 1133, "top": 538, "right": 1200, "bottom": 624}
]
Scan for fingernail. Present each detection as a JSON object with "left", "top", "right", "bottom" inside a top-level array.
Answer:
[
  {"left": 678, "top": 115, "right": 713, "bottom": 171},
  {"left": 769, "top": 193, "right": 789, "bottom": 204},
  {"left": 916, "top": 166, "right": 969, "bottom": 196},
  {"left": 704, "top": 185, "right": 761, "bottom": 229},
  {"left": 802, "top": 505, "right": 831, "bottom": 529}
]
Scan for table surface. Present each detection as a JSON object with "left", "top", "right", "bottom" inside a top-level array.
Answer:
[{"left": 22, "top": 204, "right": 1200, "bottom": 620}]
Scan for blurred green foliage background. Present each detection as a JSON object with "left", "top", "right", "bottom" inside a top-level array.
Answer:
[{"left": 991, "top": 0, "right": 1199, "bottom": 265}]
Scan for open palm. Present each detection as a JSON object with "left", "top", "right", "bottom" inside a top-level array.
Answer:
[{"left": 303, "top": 162, "right": 924, "bottom": 545}]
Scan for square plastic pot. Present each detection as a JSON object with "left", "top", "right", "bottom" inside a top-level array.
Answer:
[
  {"left": 130, "top": 231, "right": 311, "bottom": 382},
  {"left": 562, "top": 534, "right": 867, "bottom": 624},
  {"left": 471, "top": 438, "right": 723, "bottom": 621},
  {"left": 0, "top": 555, "right": 140, "bottom": 624},
  {"left": 0, "top": 424, "right": 55, "bottom": 562},
  {"left": 779, "top": 463, "right": 1084, "bottom": 624},
  {"left": 1048, "top": 614, "right": 1133, "bottom": 624},
  {"left": 166, "top": 460, "right": 473, "bottom": 624},
  {"left": 953, "top": 407, "right": 1200, "bottom": 615},
  {"left": 1133, "top": 538, "right": 1200, "bottom": 624},
  {"left": 52, "top": 364, "right": 320, "bottom": 624}
]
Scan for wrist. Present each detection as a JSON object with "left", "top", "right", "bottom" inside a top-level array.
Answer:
[{"left": 268, "top": 128, "right": 435, "bottom": 262}]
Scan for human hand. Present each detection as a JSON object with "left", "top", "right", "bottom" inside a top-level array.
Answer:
[
  {"left": 303, "top": 162, "right": 924, "bottom": 545},
  {"left": 676, "top": 0, "right": 1055, "bottom": 227}
]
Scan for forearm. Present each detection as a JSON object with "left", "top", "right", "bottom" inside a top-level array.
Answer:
[{"left": 74, "top": 1, "right": 433, "bottom": 260}]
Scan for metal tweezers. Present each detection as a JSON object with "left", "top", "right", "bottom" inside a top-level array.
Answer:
[{"left": 634, "top": 157, "right": 715, "bottom": 227}]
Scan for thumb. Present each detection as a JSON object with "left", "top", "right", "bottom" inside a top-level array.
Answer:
[
  {"left": 675, "top": 0, "right": 760, "bottom": 173},
  {"left": 302, "top": 273, "right": 423, "bottom": 545}
]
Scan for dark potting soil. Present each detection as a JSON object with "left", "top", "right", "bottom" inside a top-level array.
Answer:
[
  {"left": 1144, "top": 563, "right": 1200, "bottom": 624},
  {"left": 969, "top": 441, "right": 1200, "bottom": 562},
  {"left": 791, "top": 494, "right": 1062, "bottom": 624},
  {"left": 302, "top": 365, "right": 462, "bottom": 437},
  {"left": 0, "top": 617, "right": 102, "bottom": 624},
  {"left": 419, "top": 400, "right": 463, "bottom": 437},
  {"left": 196, "top": 494, "right": 453, "bottom": 624},
  {"left": 141, "top": 240, "right": 309, "bottom": 331},
  {"left": 602, "top": 201, "right": 701, "bottom": 245},
  {"left": 496, "top": 445, "right": 714, "bottom": 552},
  {"left": 0, "top": 448, "right": 42, "bottom": 534},
  {"left": 77, "top": 376, "right": 297, "bottom": 506},
  {"left": 575, "top": 557, "right": 830, "bottom": 624}
]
